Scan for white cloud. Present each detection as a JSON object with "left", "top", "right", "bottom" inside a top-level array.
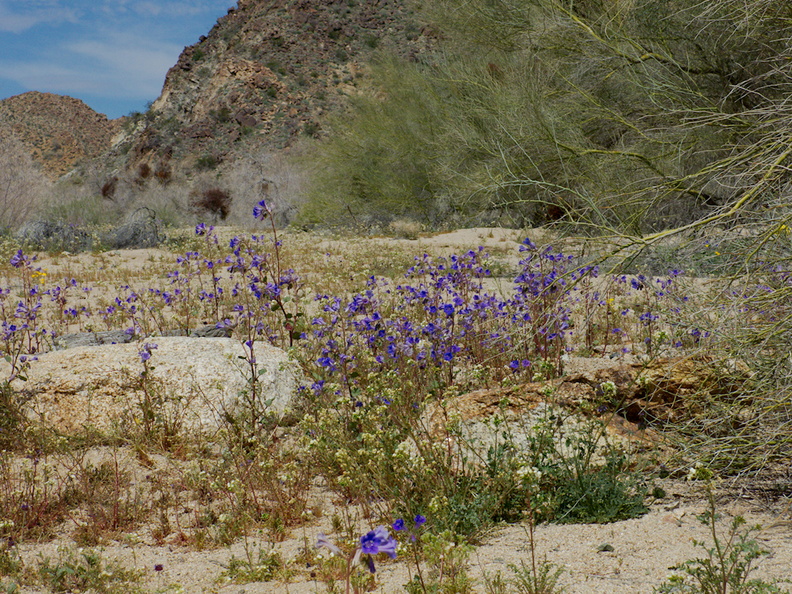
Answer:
[
  {"left": 0, "top": 61, "right": 103, "bottom": 95},
  {"left": 66, "top": 35, "right": 183, "bottom": 97},
  {"left": 0, "top": 33, "right": 181, "bottom": 100},
  {"left": 132, "top": 1, "right": 162, "bottom": 17},
  {"left": 0, "top": 1, "right": 78, "bottom": 33},
  {"left": 128, "top": 0, "right": 234, "bottom": 19}
]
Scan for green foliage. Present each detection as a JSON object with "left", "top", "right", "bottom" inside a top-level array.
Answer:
[
  {"left": 218, "top": 546, "right": 284, "bottom": 584},
  {"left": 303, "top": 370, "right": 647, "bottom": 540},
  {"left": 37, "top": 547, "right": 144, "bottom": 594},
  {"left": 44, "top": 193, "right": 120, "bottom": 227},
  {"left": 195, "top": 154, "right": 219, "bottom": 170},
  {"left": 404, "top": 530, "right": 475, "bottom": 594},
  {"left": 655, "top": 489, "right": 789, "bottom": 593},
  {"left": 295, "top": 54, "right": 449, "bottom": 227},
  {"left": 508, "top": 559, "right": 565, "bottom": 594},
  {"left": 550, "top": 448, "right": 648, "bottom": 524},
  {"left": 211, "top": 106, "right": 232, "bottom": 123},
  {"left": 299, "top": 0, "right": 792, "bottom": 232},
  {"left": 0, "top": 542, "right": 22, "bottom": 579}
]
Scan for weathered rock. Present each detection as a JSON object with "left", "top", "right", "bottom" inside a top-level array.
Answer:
[
  {"left": 10, "top": 337, "right": 300, "bottom": 435},
  {"left": 53, "top": 325, "right": 232, "bottom": 350},
  {"left": 157, "top": 324, "right": 234, "bottom": 338},
  {"left": 101, "top": 207, "right": 162, "bottom": 250},
  {"left": 569, "top": 356, "right": 750, "bottom": 424},
  {"left": 422, "top": 381, "right": 640, "bottom": 464},
  {"left": 15, "top": 220, "right": 94, "bottom": 252},
  {"left": 422, "top": 357, "right": 749, "bottom": 461},
  {"left": 54, "top": 330, "right": 135, "bottom": 350}
]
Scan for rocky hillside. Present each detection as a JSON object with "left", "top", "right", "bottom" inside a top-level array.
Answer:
[
  {"left": 103, "top": 0, "right": 429, "bottom": 180},
  {"left": 0, "top": 91, "right": 119, "bottom": 180}
]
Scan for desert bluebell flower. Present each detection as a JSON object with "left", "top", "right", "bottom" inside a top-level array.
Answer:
[
  {"left": 253, "top": 200, "right": 269, "bottom": 220},
  {"left": 360, "top": 526, "right": 398, "bottom": 559},
  {"left": 138, "top": 342, "right": 158, "bottom": 362}
]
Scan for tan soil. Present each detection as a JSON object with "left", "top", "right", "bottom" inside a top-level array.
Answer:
[{"left": 11, "top": 482, "right": 792, "bottom": 593}]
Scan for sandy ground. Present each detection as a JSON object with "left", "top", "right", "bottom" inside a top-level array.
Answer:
[{"left": 11, "top": 482, "right": 792, "bottom": 593}]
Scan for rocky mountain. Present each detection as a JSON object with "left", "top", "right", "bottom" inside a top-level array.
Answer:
[
  {"left": 106, "top": 0, "right": 430, "bottom": 181},
  {"left": 0, "top": 91, "right": 120, "bottom": 180}
]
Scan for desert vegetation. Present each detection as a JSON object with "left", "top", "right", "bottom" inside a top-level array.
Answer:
[
  {"left": 1, "top": 0, "right": 792, "bottom": 592},
  {"left": 0, "top": 197, "right": 790, "bottom": 591},
  {"left": 0, "top": 132, "right": 49, "bottom": 230},
  {"left": 299, "top": 0, "right": 792, "bottom": 234}
]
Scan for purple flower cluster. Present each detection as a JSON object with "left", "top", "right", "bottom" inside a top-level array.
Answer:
[
  {"left": 301, "top": 241, "right": 695, "bottom": 405},
  {"left": 307, "top": 244, "right": 594, "bottom": 402},
  {"left": 1, "top": 213, "right": 694, "bottom": 399},
  {"left": 0, "top": 251, "right": 90, "bottom": 380},
  {"left": 138, "top": 342, "right": 158, "bottom": 363},
  {"left": 393, "top": 514, "right": 426, "bottom": 542}
]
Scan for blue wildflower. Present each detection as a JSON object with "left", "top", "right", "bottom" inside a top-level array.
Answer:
[
  {"left": 253, "top": 199, "right": 269, "bottom": 220},
  {"left": 360, "top": 526, "right": 398, "bottom": 559},
  {"left": 138, "top": 342, "right": 157, "bottom": 362}
]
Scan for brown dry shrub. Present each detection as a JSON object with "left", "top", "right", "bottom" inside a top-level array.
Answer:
[
  {"left": 191, "top": 187, "right": 232, "bottom": 221},
  {"left": 101, "top": 176, "right": 118, "bottom": 199},
  {"left": 137, "top": 162, "right": 152, "bottom": 180}
]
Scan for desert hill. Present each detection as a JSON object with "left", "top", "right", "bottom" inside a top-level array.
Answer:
[
  {"left": 0, "top": 91, "right": 119, "bottom": 180},
  {"left": 1, "top": 0, "right": 429, "bottom": 192},
  {"left": 104, "top": 0, "right": 429, "bottom": 179}
]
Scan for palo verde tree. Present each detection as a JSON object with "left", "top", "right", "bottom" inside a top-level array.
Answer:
[{"left": 298, "top": 0, "right": 792, "bottom": 234}]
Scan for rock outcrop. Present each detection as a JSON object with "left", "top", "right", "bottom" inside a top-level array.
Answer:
[
  {"left": 10, "top": 337, "right": 300, "bottom": 435},
  {"left": 422, "top": 357, "right": 749, "bottom": 460}
]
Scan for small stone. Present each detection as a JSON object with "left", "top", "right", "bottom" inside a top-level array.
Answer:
[{"left": 597, "top": 543, "right": 615, "bottom": 552}]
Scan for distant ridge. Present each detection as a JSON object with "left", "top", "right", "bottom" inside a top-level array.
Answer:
[
  {"left": 0, "top": 91, "right": 120, "bottom": 179},
  {"left": 106, "top": 0, "right": 429, "bottom": 177}
]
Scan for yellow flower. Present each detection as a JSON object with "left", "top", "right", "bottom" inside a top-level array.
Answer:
[{"left": 31, "top": 269, "right": 48, "bottom": 285}]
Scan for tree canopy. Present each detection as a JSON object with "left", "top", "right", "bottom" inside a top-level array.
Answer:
[{"left": 298, "top": 0, "right": 792, "bottom": 234}]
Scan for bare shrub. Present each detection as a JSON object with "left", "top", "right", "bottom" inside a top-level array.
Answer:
[
  {"left": 222, "top": 148, "right": 304, "bottom": 226},
  {"left": 0, "top": 130, "right": 49, "bottom": 229},
  {"left": 154, "top": 165, "right": 172, "bottom": 184},
  {"left": 135, "top": 162, "right": 152, "bottom": 187},
  {"left": 100, "top": 176, "right": 118, "bottom": 200}
]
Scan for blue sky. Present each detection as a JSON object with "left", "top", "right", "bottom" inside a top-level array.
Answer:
[{"left": 0, "top": 0, "right": 235, "bottom": 119}]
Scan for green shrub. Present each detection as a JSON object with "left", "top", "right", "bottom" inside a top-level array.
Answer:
[
  {"left": 37, "top": 547, "right": 144, "bottom": 594},
  {"left": 195, "top": 154, "right": 219, "bottom": 170},
  {"left": 218, "top": 546, "right": 285, "bottom": 584},
  {"left": 655, "top": 487, "right": 790, "bottom": 593}
]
